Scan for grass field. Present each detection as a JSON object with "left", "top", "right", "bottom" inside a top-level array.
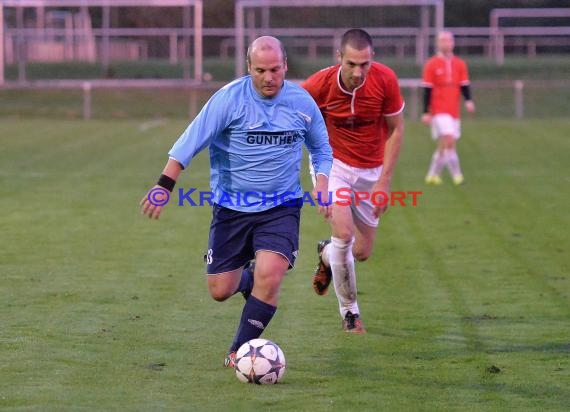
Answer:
[{"left": 1, "top": 118, "right": 569, "bottom": 411}]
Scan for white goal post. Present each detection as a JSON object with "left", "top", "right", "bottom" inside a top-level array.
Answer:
[{"left": 234, "top": 0, "right": 444, "bottom": 77}]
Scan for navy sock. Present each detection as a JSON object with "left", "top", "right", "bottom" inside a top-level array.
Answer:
[
  {"left": 234, "top": 264, "right": 254, "bottom": 299},
  {"left": 229, "top": 295, "right": 276, "bottom": 352}
]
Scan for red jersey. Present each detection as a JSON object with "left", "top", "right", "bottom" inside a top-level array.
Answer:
[
  {"left": 302, "top": 62, "right": 404, "bottom": 168},
  {"left": 422, "top": 54, "right": 470, "bottom": 119}
]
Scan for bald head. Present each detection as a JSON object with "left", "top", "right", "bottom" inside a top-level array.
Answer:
[
  {"left": 247, "top": 36, "right": 287, "bottom": 65},
  {"left": 436, "top": 31, "right": 455, "bottom": 56}
]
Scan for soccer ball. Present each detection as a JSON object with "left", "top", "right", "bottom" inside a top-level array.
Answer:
[{"left": 234, "top": 338, "right": 286, "bottom": 384}]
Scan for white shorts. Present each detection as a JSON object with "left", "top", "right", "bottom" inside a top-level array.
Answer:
[
  {"left": 312, "top": 157, "right": 383, "bottom": 228},
  {"left": 431, "top": 114, "right": 461, "bottom": 140}
]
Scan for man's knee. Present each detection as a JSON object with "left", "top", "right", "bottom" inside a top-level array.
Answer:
[
  {"left": 255, "top": 270, "right": 283, "bottom": 290},
  {"left": 443, "top": 135, "right": 455, "bottom": 148},
  {"left": 208, "top": 281, "right": 233, "bottom": 302},
  {"left": 209, "top": 290, "right": 231, "bottom": 302},
  {"left": 353, "top": 248, "right": 372, "bottom": 262}
]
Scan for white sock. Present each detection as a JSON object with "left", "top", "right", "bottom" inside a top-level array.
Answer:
[
  {"left": 444, "top": 148, "right": 462, "bottom": 177},
  {"left": 329, "top": 236, "right": 359, "bottom": 318},
  {"left": 427, "top": 150, "right": 445, "bottom": 177}
]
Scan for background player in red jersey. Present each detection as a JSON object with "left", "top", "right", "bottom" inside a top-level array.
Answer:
[
  {"left": 302, "top": 29, "right": 405, "bottom": 333},
  {"left": 422, "top": 30, "right": 476, "bottom": 186}
]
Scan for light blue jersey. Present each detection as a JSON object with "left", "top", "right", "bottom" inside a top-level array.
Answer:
[{"left": 169, "top": 76, "right": 333, "bottom": 212}]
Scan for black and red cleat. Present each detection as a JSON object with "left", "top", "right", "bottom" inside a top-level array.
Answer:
[{"left": 312, "top": 239, "right": 332, "bottom": 296}]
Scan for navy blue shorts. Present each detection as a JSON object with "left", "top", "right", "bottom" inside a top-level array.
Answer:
[{"left": 204, "top": 202, "right": 302, "bottom": 275}]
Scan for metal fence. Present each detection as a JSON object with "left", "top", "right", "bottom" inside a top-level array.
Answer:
[{"left": 2, "top": 78, "right": 562, "bottom": 121}]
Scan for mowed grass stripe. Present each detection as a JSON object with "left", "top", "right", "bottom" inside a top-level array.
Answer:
[
  {"left": 459, "top": 122, "right": 569, "bottom": 310},
  {"left": 398, "top": 121, "right": 569, "bottom": 408},
  {"left": 392, "top": 193, "right": 498, "bottom": 407},
  {"left": 371, "top": 120, "right": 569, "bottom": 408}
]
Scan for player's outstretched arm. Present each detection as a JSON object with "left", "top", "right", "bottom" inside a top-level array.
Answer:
[{"left": 140, "top": 158, "right": 183, "bottom": 220}]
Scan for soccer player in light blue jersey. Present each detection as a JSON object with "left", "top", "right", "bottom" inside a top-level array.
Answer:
[{"left": 140, "top": 36, "right": 333, "bottom": 368}]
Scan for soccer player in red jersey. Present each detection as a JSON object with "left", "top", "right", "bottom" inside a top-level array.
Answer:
[
  {"left": 422, "top": 30, "right": 475, "bottom": 186},
  {"left": 302, "top": 29, "right": 405, "bottom": 333}
]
